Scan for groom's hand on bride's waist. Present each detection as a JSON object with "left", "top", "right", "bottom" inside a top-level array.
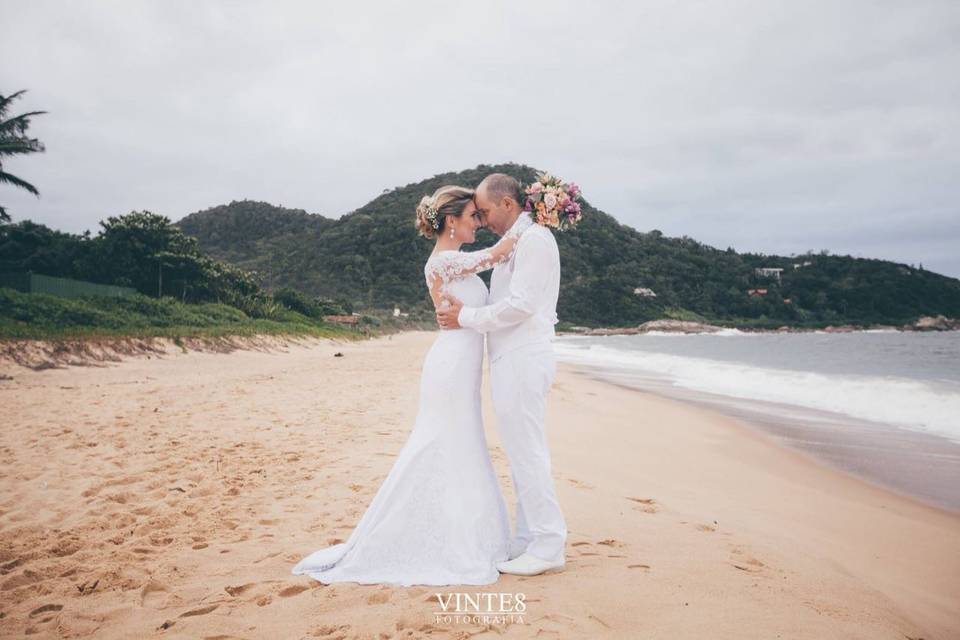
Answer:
[{"left": 436, "top": 295, "right": 463, "bottom": 329}]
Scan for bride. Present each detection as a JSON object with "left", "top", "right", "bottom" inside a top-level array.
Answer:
[{"left": 291, "top": 185, "right": 533, "bottom": 586}]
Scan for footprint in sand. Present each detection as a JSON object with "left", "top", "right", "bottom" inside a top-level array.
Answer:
[
  {"left": 366, "top": 588, "right": 392, "bottom": 604},
  {"left": 311, "top": 624, "right": 352, "bottom": 638},
  {"left": 253, "top": 551, "right": 281, "bottom": 564},
  {"left": 24, "top": 602, "right": 63, "bottom": 634},
  {"left": 567, "top": 478, "right": 594, "bottom": 489},
  {"left": 731, "top": 559, "right": 765, "bottom": 573},
  {"left": 149, "top": 534, "right": 174, "bottom": 547},
  {"left": 728, "top": 547, "right": 766, "bottom": 573},
  {"left": 48, "top": 535, "right": 83, "bottom": 557},
  {"left": 224, "top": 583, "right": 255, "bottom": 597},
  {"left": 29, "top": 603, "right": 64, "bottom": 618},
  {"left": 695, "top": 522, "right": 719, "bottom": 532},
  {"left": 626, "top": 497, "right": 659, "bottom": 513},
  {"left": 4, "top": 569, "right": 42, "bottom": 591},
  {"left": 278, "top": 584, "right": 310, "bottom": 598},
  {"left": 571, "top": 538, "right": 624, "bottom": 556},
  {"left": 596, "top": 538, "right": 624, "bottom": 548},
  {"left": 140, "top": 580, "right": 169, "bottom": 608},
  {"left": 179, "top": 604, "right": 219, "bottom": 618}
]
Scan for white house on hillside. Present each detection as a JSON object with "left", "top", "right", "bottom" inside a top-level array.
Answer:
[{"left": 754, "top": 267, "right": 783, "bottom": 282}]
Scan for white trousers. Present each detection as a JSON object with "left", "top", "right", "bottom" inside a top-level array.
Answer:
[{"left": 490, "top": 343, "right": 567, "bottom": 564}]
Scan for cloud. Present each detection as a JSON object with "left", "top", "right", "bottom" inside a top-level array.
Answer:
[{"left": 2, "top": 0, "right": 958, "bottom": 276}]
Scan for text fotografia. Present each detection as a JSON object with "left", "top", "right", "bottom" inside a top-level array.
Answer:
[{"left": 433, "top": 592, "right": 527, "bottom": 625}]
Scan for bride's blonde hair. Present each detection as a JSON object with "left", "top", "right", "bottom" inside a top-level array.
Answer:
[{"left": 415, "top": 185, "right": 475, "bottom": 239}]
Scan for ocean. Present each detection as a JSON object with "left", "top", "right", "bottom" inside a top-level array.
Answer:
[{"left": 553, "top": 330, "right": 960, "bottom": 512}]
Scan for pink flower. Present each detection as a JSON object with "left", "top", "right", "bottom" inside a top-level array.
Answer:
[{"left": 523, "top": 174, "right": 585, "bottom": 230}]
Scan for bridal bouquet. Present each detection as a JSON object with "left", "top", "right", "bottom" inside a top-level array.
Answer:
[{"left": 523, "top": 172, "right": 584, "bottom": 231}]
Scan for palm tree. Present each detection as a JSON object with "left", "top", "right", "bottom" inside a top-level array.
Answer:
[{"left": 0, "top": 90, "right": 47, "bottom": 223}]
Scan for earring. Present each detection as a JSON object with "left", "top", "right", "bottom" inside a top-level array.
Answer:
[{"left": 449, "top": 225, "right": 455, "bottom": 239}]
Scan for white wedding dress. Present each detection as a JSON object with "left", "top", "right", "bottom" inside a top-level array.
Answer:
[{"left": 291, "top": 217, "right": 533, "bottom": 586}]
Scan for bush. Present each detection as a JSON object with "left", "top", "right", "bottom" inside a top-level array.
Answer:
[{"left": 272, "top": 287, "right": 319, "bottom": 317}]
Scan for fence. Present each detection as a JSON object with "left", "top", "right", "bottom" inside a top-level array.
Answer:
[{"left": 0, "top": 272, "right": 137, "bottom": 298}]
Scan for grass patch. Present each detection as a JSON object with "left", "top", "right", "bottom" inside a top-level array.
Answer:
[{"left": 0, "top": 287, "right": 364, "bottom": 341}]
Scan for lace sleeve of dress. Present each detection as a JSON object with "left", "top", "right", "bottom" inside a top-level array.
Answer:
[{"left": 424, "top": 215, "right": 534, "bottom": 304}]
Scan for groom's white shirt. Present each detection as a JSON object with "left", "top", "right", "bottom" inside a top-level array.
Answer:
[{"left": 458, "top": 214, "right": 560, "bottom": 362}]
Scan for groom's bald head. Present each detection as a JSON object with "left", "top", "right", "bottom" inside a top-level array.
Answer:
[
  {"left": 475, "top": 173, "right": 524, "bottom": 235},
  {"left": 477, "top": 174, "right": 524, "bottom": 210}
]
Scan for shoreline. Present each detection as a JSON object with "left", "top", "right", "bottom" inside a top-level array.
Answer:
[
  {"left": 558, "top": 319, "right": 960, "bottom": 337},
  {"left": 1, "top": 330, "right": 957, "bottom": 638},
  {"left": 558, "top": 361, "right": 960, "bottom": 514},
  {"left": 545, "top": 359, "right": 960, "bottom": 639},
  {"left": 567, "top": 363, "right": 960, "bottom": 515}
]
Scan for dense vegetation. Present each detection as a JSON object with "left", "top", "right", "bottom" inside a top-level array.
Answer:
[
  {"left": 2, "top": 162, "right": 957, "bottom": 333},
  {"left": 0, "top": 211, "right": 383, "bottom": 339},
  {"left": 174, "top": 163, "right": 960, "bottom": 328}
]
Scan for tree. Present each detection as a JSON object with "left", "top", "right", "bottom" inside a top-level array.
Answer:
[
  {"left": 82, "top": 210, "right": 201, "bottom": 295},
  {"left": 0, "top": 90, "right": 47, "bottom": 223}
]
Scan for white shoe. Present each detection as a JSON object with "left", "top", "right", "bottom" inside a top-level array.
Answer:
[{"left": 496, "top": 553, "right": 565, "bottom": 576}]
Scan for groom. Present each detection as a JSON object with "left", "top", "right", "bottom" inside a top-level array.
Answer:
[{"left": 436, "top": 173, "right": 567, "bottom": 577}]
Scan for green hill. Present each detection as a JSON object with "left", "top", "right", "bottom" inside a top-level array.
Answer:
[{"left": 174, "top": 163, "right": 960, "bottom": 328}]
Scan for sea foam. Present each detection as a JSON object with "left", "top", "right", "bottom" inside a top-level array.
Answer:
[{"left": 554, "top": 341, "right": 960, "bottom": 444}]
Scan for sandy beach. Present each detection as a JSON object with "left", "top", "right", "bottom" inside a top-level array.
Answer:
[{"left": 1, "top": 330, "right": 958, "bottom": 639}]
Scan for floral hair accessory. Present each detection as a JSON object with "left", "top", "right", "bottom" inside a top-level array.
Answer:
[
  {"left": 423, "top": 197, "right": 440, "bottom": 230},
  {"left": 523, "top": 172, "right": 584, "bottom": 231}
]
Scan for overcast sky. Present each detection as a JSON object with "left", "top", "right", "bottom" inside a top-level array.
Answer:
[{"left": 2, "top": 1, "right": 959, "bottom": 276}]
